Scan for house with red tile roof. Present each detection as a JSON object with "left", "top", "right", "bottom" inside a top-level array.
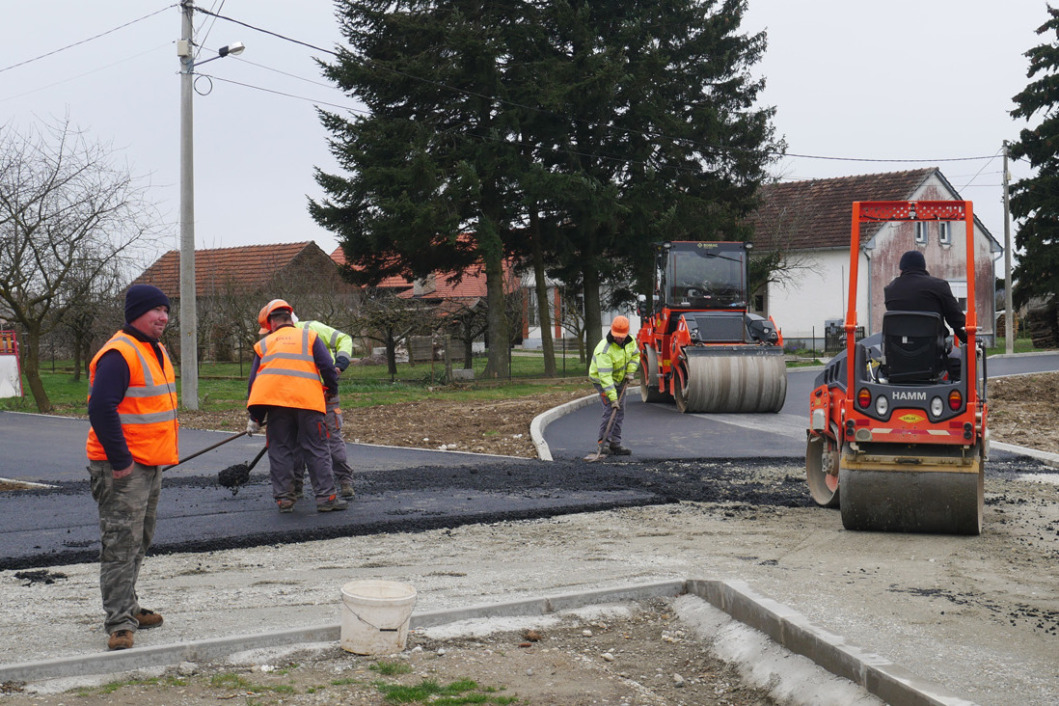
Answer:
[
  {"left": 329, "top": 246, "right": 524, "bottom": 355},
  {"left": 133, "top": 241, "right": 354, "bottom": 359},
  {"left": 747, "top": 168, "right": 1001, "bottom": 347}
]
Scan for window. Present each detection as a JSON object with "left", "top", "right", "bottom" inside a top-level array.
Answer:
[
  {"left": 948, "top": 280, "right": 968, "bottom": 312},
  {"left": 525, "top": 287, "right": 538, "bottom": 327},
  {"left": 939, "top": 222, "right": 952, "bottom": 246},
  {"left": 914, "top": 222, "right": 929, "bottom": 245}
]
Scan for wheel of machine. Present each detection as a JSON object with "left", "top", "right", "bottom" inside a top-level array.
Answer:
[
  {"left": 673, "top": 362, "right": 691, "bottom": 414},
  {"left": 838, "top": 446, "right": 984, "bottom": 535},
  {"left": 640, "top": 347, "right": 671, "bottom": 403},
  {"left": 805, "top": 433, "right": 841, "bottom": 508}
]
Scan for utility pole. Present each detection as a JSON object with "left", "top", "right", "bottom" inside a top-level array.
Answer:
[
  {"left": 178, "top": 0, "right": 199, "bottom": 409},
  {"left": 1002, "top": 140, "right": 1014, "bottom": 356}
]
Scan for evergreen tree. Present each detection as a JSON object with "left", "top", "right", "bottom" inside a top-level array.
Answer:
[
  {"left": 514, "top": 0, "right": 780, "bottom": 354},
  {"left": 1009, "top": 4, "right": 1059, "bottom": 306},
  {"left": 312, "top": 0, "right": 526, "bottom": 378},
  {"left": 312, "top": 0, "right": 779, "bottom": 367}
]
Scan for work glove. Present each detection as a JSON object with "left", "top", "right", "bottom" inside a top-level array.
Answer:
[
  {"left": 246, "top": 418, "right": 261, "bottom": 436},
  {"left": 624, "top": 373, "right": 635, "bottom": 383}
]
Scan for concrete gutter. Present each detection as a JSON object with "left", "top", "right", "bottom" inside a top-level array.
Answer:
[{"left": 0, "top": 578, "right": 976, "bottom": 705}]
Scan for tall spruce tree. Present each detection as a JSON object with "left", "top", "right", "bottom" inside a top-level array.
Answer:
[
  {"left": 515, "top": 0, "right": 780, "bottom": 355},
  {"left": 312, "top": 0, "right": 525, "bottom": 378},
  {"left": 312, "top": 0, "right": 779, "bottom": 366},
  {"left": 1009, "top": 4, "right": 1059, "bottom": 306}
]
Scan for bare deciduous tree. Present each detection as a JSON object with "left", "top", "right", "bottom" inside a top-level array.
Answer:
[{"left": 0, "top": 119, "right": 161, "bottom": 412}]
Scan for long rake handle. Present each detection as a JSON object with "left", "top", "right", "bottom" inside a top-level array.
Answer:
[
  {"left": 162, "top": 430, "right": 248, "bottom": 472},
  {"left": 600, "top": 381, "right": 630, "bottom": 445}
]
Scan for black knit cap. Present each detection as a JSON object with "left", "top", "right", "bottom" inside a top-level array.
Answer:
[
  {"left": 125, "top": 284, "right": 170, "bottom": 324},
  {"left": 898, "top": 250, "right": 927, "bottom": 272}
]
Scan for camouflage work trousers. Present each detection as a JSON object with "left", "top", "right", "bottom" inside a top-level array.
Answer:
[{"left": 88, "top": 460, "right": 162, "bottom": 635}]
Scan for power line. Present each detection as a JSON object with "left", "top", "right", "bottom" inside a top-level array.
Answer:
[
  {"left": 0, "top": 4, "right": 175, "bottom": 75},
  {"left": 0, "top": 43, "right": 170, "bottom": 103},
  {"left": 200, "top": 73, "right": 369, "bottom": 115},
  {"left": 197, "top": 6, "right": 1002, "bottom": 167}
]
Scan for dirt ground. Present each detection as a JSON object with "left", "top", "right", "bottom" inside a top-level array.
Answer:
[
  {"left": 1, "top": 373, "right": 1057, "bottom": 705},
  {"left": 1, "top": 598, "right": 793, "bottom": 706}
]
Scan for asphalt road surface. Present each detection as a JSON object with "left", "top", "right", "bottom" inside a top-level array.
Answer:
[
  {"left": 2, "top": 352, "right": 1057, "bottom": 571},
  {"left": 542, "top": 353, "right": 1059, "bottom": 461}
]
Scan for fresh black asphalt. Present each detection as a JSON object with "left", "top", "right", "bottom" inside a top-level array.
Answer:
[{"left": 3, "top": 353, "right": 1058, "bottom": 570}]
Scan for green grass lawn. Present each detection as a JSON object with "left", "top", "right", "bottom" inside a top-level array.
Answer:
[{"left": 1, "top": 358, "right": 592, "bottom": 416}]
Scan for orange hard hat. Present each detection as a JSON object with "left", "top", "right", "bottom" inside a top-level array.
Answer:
[
  {"left": 260, "top": 299, "right": 293, "bottom": 334},
  {"left": 256, "top": 304, "right": 270, "bottom": 335},
  {"left": 611, "top": 315, "right": 630, "bottom": 337}
]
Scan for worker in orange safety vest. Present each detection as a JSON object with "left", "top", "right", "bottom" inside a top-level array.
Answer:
[
  {"left": 86, "top": 284, "right": 178, "bottom": 651},
  {"left": 246, "top": 299, "right": 346, "bottom": 513}
]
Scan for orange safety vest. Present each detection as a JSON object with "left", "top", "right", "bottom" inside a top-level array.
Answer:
[
  {"left": 247, "top": 326, "right": 326, "bottom": 413},
  {"left": 86, "top": 332, "right": 179, "bottom": 466}
]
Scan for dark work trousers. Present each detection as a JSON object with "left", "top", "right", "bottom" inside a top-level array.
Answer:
[
  {"left": 294, "top": 394, "right": 352, "bottom": 483},
  {"left": 592, "top": 382, "right": 626, "bottom": 445},
  {"left": 88, "top": 460, "right": 163, "bottom": 636},
  {"left": 265, "top": 406, "right": 337, "bottom": 503}
]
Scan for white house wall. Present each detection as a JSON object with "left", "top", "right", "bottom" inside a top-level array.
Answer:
[{"left": 767, "top": 248, "right": 870, "bottom": 346}]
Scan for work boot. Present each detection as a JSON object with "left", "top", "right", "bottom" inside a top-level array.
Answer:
[
  {"left": 134, "top": 609, "right": 163, "bottom": 629},
  {"left": 339, "top": 482, "right": 356, "bottom": 500},
  {"left": 107, "top": 629, "right": 134, "bottom": 651},
  {"left": 317, "top": 494, "right": 348, "bottom": 512},
  {"left": 292, "top": 477, "right": 304, "bottom": 498},
  {"left": 277, "top": 498, "right": 296, "bottom": 513},
  {"left": 608, "top": 443, "right": 632, "bottom": 456}
]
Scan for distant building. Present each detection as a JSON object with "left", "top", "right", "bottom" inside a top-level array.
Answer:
[{"left": 747, "top": 168, "right": 1002, "bottom": 348}]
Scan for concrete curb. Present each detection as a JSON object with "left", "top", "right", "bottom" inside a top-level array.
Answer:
[
  {"left": 690, "top": 579, "right": 977, "bottom": 706},
  {"left": 0, "top": 578, "right": 975, "bottom": 705},
  {"left": 529, "top": 392, "right": 599, "bottom": 461},
  {"left": 990, "top": 440, "right": 1059, "bottom": 467}
]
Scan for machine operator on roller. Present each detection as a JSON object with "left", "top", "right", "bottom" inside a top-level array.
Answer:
[{"left": 884, "top": 250, "right": 967, "bottom": 381}]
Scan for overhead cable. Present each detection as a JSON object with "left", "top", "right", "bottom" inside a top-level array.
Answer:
[{"left": 0, "top": 4, "right": 176, "bottom": 75}]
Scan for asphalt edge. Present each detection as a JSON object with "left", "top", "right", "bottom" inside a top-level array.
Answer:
[{"left": 0, "top": 578, "right": 975, "bottom": 705}]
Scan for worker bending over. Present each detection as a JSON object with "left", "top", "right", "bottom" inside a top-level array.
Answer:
[
  {"left": 589, "top": 315, "right": 640, "bottom": 456},
  {"left": 256, "top": 307, "right": 356, "bottom": 500},
  {"left": 247, "top": 299, "right": 346, "bottom": 513}
]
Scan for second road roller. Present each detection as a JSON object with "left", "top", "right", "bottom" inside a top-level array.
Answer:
[{"left": 636, "top": 241, "right": 787, "bottom": 414}]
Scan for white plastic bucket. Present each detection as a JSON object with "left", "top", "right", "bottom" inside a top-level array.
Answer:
[{"left": 340, "top": 580, "right": 418, "bottom": 655}]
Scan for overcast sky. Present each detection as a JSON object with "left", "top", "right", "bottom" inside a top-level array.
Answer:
[{"left": 2, "top": 1, "right": 1049, "bottom": 268}]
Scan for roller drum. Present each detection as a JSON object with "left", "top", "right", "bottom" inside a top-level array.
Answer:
[
  {"left": 680, "top": 353, "right": 787, "bottom": 413},
  {"left": 838, "top": 465, "right": 983, "bottom": 535}
]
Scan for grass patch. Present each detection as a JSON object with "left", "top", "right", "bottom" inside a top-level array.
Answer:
[
  {"left": 369, "top": 660, "right": 413, "bottom": 676},
  {"left": 369, "top": 677, "right": 517, "bottom": 705}
]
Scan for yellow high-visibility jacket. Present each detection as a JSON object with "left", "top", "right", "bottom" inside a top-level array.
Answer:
[
  {"left": 297, "top": 320, "right": 353, "bottom": 371},
  {"left": 588, "top": 335, "right": 640, "bottom": 403}
]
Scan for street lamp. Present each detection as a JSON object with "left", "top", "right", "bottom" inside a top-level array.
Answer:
[{"left": 177, "top": 0, "right": 243, "bottom": 410}]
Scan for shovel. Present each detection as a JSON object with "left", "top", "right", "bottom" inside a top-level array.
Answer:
[
  {"left": 218, "top": 443, "right": 269, "bottom": 496},
  {"left": 162, "top": 430, "right": 248, "bottom": 472},
  {"left": 584, "top": 382, "right": 629, "bottom": 462}
]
